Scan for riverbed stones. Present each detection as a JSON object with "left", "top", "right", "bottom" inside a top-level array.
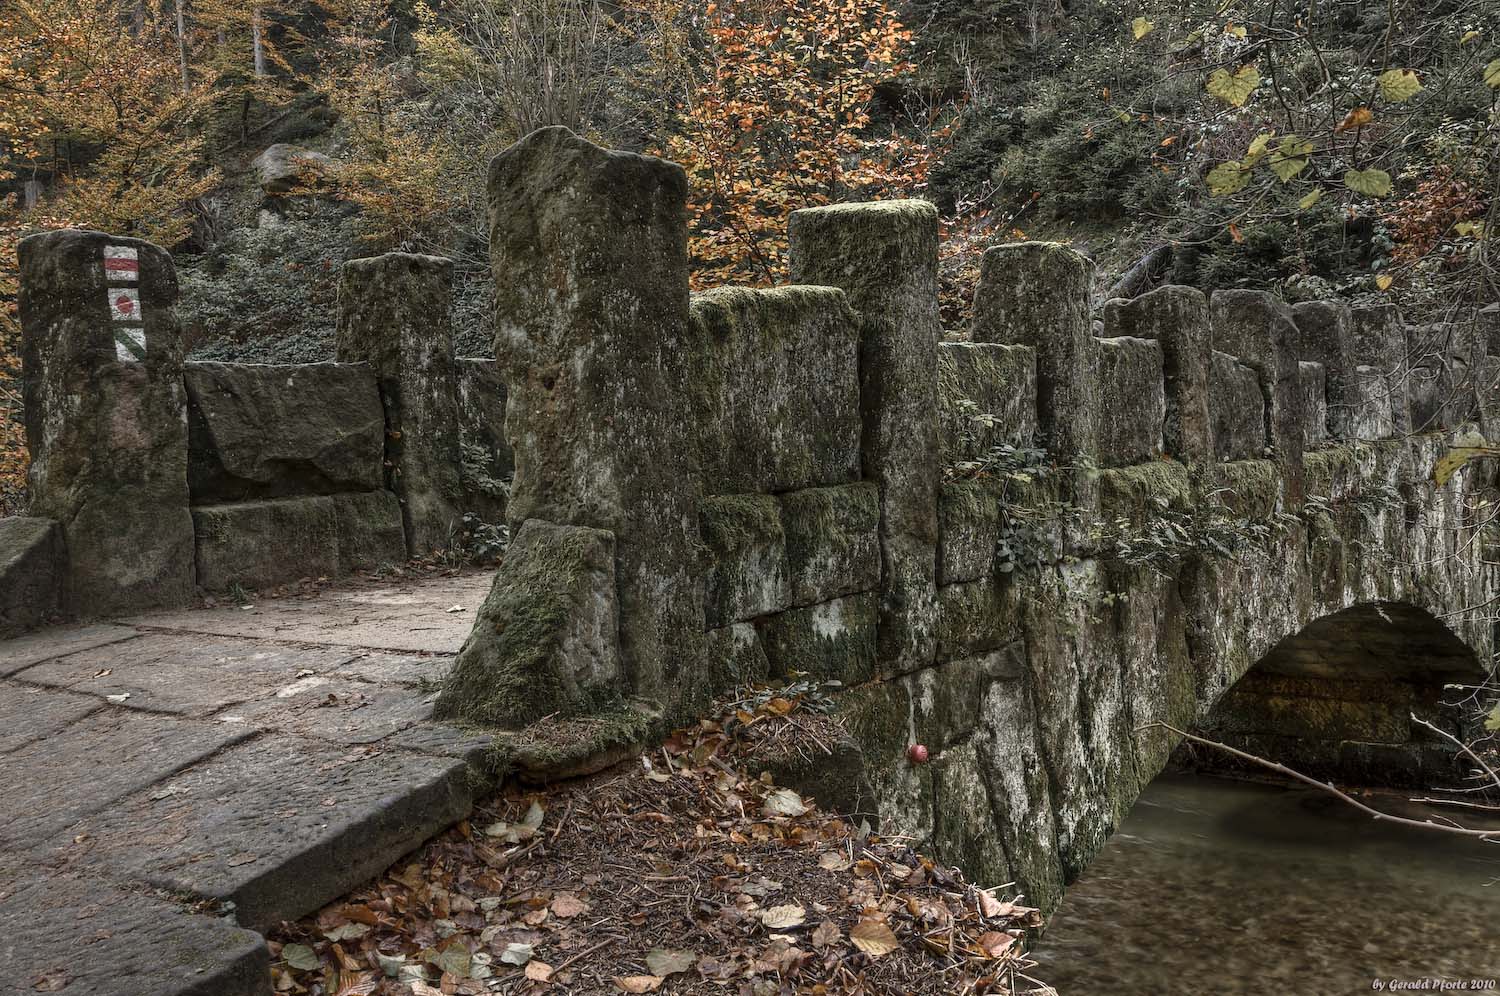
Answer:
[
  {"left": 789, "top": 200, "right": 941, "bottom": 677},
  {"left": 185, "top": 360, "right": 385, "bottom": 501},
  {"left": 441, "top": 519, "right": 621, "bottom": 728},
  {"left": 690, "top": 286, "right": 861, "bottom": 493},
  {"left": 19, "top": 229, "right": 195, "bottom": 615},
  {"left": 461, "top": 125, "right": 705, "bottom": 720},
  {"left": 0, "top": 517, "right": 62, "bottom": 637},
  {"left": 337, "top": 253, "right": 465, "bottom": 556}
]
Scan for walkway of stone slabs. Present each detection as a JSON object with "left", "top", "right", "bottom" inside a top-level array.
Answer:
[{"left": 0, "top": 572, "right": 497, "bottom": 996}]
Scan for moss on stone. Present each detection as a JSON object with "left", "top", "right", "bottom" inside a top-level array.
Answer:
[
  {"left": 504, "top": 700, "right": 662, "bottom": 781},
  {"left": 1214, "top": 458, "right": 1281, "bottom": 519},
  {"left": 1096, "top": 459, "right": 1192, "bottom": 526},
  {"left": 778, "top": 483, "right": 880, "bottom": 605},
  {"left": 759, "top": 593, "right": 878, "bottom": 684},
  {"left": 935, "top": 578, "right": 1017, "bottom": 662},
  {"left": 700, "top": 493, "right": 789, "bottom": 626},
  {"left": 1303, "top": 445, "right": 1360, "bottom": 501},
  {"left": 938, "top": 478, "right": 1005, "bottom": 584}
]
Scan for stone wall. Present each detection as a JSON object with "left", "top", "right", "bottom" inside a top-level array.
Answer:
[
  {"left": 431, "top": 130, "right": 1497, "bottom": 919},
  {"left": 10, "top": 233, "right": 510, "bottom": 615}
]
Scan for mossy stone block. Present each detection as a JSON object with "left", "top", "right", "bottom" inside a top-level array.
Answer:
[
  {"left": 700, "top": 494, "right": 790, "bottom": 627},
  {"left": 759, "top": 594, "right": 877, "bottom": 685},
  {"left": 705, "top": 622, "right": 770, "bottom": 691},
  {"left": 938, "top": 477, "right": 1004, "bottom": 585},
  {"left": 778, "top": 483, "right": 880, "bottom": 606}
]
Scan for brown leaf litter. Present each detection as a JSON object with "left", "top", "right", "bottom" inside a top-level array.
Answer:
[{"left": 266, "top": 686, "right": 1054, "bottom": 995}]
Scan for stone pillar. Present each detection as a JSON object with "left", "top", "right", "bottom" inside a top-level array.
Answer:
[
  {"left": 336, "top": 252, "right": 463, "bottom": 557},
  {"left": 972, "top": 243, "right": 1098, "bottom": 467},
  {"left": 788, "top": 201, "right": 941, "bottom": 677},
  {"left": 1210, "top": 290, "right": 1305, "bottom": 505},
  {"left": 1289, "top": 301, "right": 1359, "bottom": 440},
  {"left": 1351, "top": 304, "right": 1411, "bottom": 437},
  {"left": 19, "top": 229, "right": 194, "bottom": 614},
  {"left": 1101, "top": 285, "right": 1213, "bottom": 467},
  {"left": 438, "top": 126, "right": 706, "bottom": 726}
]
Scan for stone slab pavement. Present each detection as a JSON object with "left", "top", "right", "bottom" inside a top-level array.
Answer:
[{"left": 0, "top": 571, "right": 497, "bottom": 996}]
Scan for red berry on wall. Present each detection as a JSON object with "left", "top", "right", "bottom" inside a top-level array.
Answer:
[{"left": 907, "top": 743, "right": 930, "bottom": 765}]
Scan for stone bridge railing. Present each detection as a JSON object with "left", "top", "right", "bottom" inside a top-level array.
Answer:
[
  {"left": 433, "top": 128, "right": 1499, "bottom": 912},
  {"left": 3, "top": 233, "right": 511, "bottom": 632}
]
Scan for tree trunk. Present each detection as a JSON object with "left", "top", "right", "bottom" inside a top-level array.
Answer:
[{"left": 176, "top": 0, "right": 190, "bottom": 94}]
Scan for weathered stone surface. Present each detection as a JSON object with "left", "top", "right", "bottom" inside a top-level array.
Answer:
[
  {"left": 1351, "top": 304, "right": 1411, "bottom": 436},
  {"left": 1210, "top": 290, "right": 1305, "bottom": 503},
  {"left": 455, "top": 357, "right": 512, "bottom": 521},
  {"left": 908, "top": 645, "right": 1024, "bottom": 751},
  {"left": 836, "top": 680, "right": 932, "bottom": 841},
  {"left": 184, "top": 361, "right": 385, "bottom": 501},
  {"left": 690, "top": 286, "right": 861, "bottom": 493},
  {"left": 1299, "top": 360, "right": 1328, "bottom": 450},
  {"left": 778, "top": 483, "right": 881, "bottom": 606},
  {"left": 337, "top": 253, "right": 464, "bottom": 555},
  {"left": 705, "top": 623, "right": 770, "bottom": 690},
  {"left": 0, "top": 709, "right": 247, "bottom": 849},
  {"left": 1093, "top": 335, "right": 1165, "bottom": 467},
  {"left": 251, "top": 143, "right": 331, "bottom": 194},
  {"left": 935, "top": 577, "right": 1012, "bottom": 662},
  {"left": 53, "top": 732, "right": 477, "bottom": 931},
  {"left": 1289, "top": 301, "right": 1359, "bottom": 439},
  {"left": 0, "top": 686, "right": 99, "bottom": 755},
  {"left": 332, "top": 652, "right": 456, "bottom": 687},
  {"left": 929, "top": 741, "right": 1013, "bottom": 890},
  {"left": 937, "top": 341, "right": 1038, "bottom": 467},
  {"left": 330, "top": 489, "right": 408, "bottom": 572},
  {"left": 20, "top": 229, "right": 194, "bottom": 615},
  {"left": 700, "top": 494, "right": 790, "bottom": 627},
  {"left": 478, "top": 126, "right": 704, "bottom": 719},
  {"left": 789, "top": 201, "right": 941, "bottom": 676},
  {"left": 0, "top": 623, "right": 138, "bottom": 678},
  {"left": 222, "top": 675, "right": 439, "bottom": 747},
  {"left": 17, "top": 634, "right": 358, "bottom": 717},
  {"left": 973, "top": 242, "right": 1097, "bottom": 464},
  {"left": 438, "top": 519, "right": 620, "bottom": 728},
  {"left": 758, "top": 594, "right": 877, "bottom": 684},
  {"left": 1352, "top": 364, "right": 1396, "bottom": 440},
  {"left": 937, "top": 478, "right": 1002, "bottom": 585},
  {"left": 1102, "top": 286, "right": 1214, "bottom": 465},
  {"left": 1405, "top": 322, "right": 1483, "bottom": 432},
  {"left": 0, "top": 869, "right": 270, "bottom": 996},
  {"left": 1209, "top": 350, "right": 1265, "bottom": 461},
  {"left": 0, "top": 517, "right": 62, "bottom": 638}
]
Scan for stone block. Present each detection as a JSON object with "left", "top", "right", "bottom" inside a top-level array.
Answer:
[
  {"left": 19, "top": 229, "right": 194, "bottom": 615},
  {"left": 184, "top": 361, "right": 385, "bottom": 501},
  {"left": 337, "top": 252, "right": 465, "bottom": 555},
  {"left": 790, "top": 200, "right": 941, "bottom": 675},
  {"left": 937, "top": 341, "right": 1038, "bottom": 467},
  {"left": 251, "top": 143, "right": 331, "bottom": 194},
  {"left": 0, "top": 516, "right": 63, "bottom": 638},
  {"left": 1290, "top": 301, "right": 1358, "bottom": 439},
  {"left": 1209, "top": 350, "right": 1265, "bottom": 461},
  {"left": 690, "top": 286, "right": 862, "bottom": 493},
  {"left": 938, "top": 477, "right": 1003, "bottom": 585},
  {"left": 1210, "top": 290, "right": 1305, "bottom": 503},
  {"left": 908, "top": 644, "right": 1024, "bottom": 751},
  {"left": 1351, "top": 303, "right": 1411, "bottom": 436},
  {"left": 1352, "top": 365, "right": 1396, "bottom": 440},
  {"left": 1102, "top": 285, "right": 1214, "bottom": 465},
  {"left": 193, "top": 497, "right": 339, "bottom": 591},
  {"left": 700, "top": 494, "right": 791, "bottom": 627},
  {"left": 330, "top": 488, "right": 408, "bottom": 572},
  {"left": 0, "top": 623, "right": 139, "bottom": 679},
  {"left": 758, "top": 593, "right": 877, "bottom": 685},
  {"left": 484, "top": 127, "right": 704, "bottom": 718},
  {"left": 53, "top": 732, "right": 477, "bottom": 931},
  {"left": 0, "top": 686, "right": 100, "bottom": 755},
  {"left": 778, "top": 483, "right": 881, "bottom": 605},
  {"left": 455, "top": 357, "right": 512, "bottom": 520},
  {"left": 1299, "top": 360, "right": 1328, "bottom": 450},
  {"left": 0, "top": 869, "right": 270, "bottom": 996},
  {"left": 935, "top": 578, "right": 1013, "bottom": 662},
  {"left": 705, "top": 622, "right": 771, "bottom": 690},
  {"left": 929, "top": 741, "right": 1013, "bottom": 890},
  {"left": 437, "top": 519, "right": 620, "bottom": 728},
  {"left": 1093, "top": 335, "right": 1165, "bottom": 466}
]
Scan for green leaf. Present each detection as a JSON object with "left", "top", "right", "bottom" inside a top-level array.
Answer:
[
  {"left": 1377, "top": 69, "right": 1422, "bottom": 102},
  {"left": 1461, "top": 30, "right": 1482, "bottom": 44},
  {"left": 1344, "top": 168, "right": 1393, "bottom": 197},
  {"left": 1207, "top": 160, "right": 1251, "bottom": 196},
  {"left": 1132, "top": 16, "right": 1154, "bottom": 40},
  {"left": 1206, "top": 64, "right": 1260, "bottom": 106},
  {"left": 1485, "top": 702, "right": 1500, "bottom": 733},
  {"left": 1486, "top": 59, "right": 1500, "bottom": 88},
  {"left": 1269, "top": 154, "right": 1307, "bottom": 182},
  {"left": 1298, "top": 188, "right": 1323, "bottom": 210},
  {"left": 282, "top": 944, "right": 321, "bottom": 971},
  {"left": 1245, "top": 131, "right": 1275, "bottom": 163}
]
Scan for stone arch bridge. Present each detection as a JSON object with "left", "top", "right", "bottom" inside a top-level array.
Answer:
[{"left": 1, "top": 127, "right": 1497, "bottom": 991}]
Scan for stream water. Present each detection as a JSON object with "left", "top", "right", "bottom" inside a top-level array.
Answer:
[{"left": 1032, "top": 772, "right": 1500, "bottom": 995}]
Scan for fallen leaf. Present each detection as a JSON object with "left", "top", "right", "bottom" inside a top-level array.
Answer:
[
  {"left": 849, "top": 920, "right": 900, "bottom": 958},
  {"left": 761, "top": 788, "right": 807, "bottom": 818},
  {"left": 525, "top": 960, "right": 554, "bottom": 982},
  {"left": 811, "top": 920, "right": 840, "bottom": 948},
  {"left": 226, "top": 852, "right": 258, "bottom": 867},
  {"left": 445, "top": 604, "right": 466, "bottom": 613},
  {"left": 1335, "top": 106, "right": 1373, "bottom": 133},
  {"left": 614, "top": 976, "right": 663, "bottom": 993},
  {"left": 105, "top": 693, "right": 130, "bottom": 704},
  {"left": 817, "top": 851, "right": 849, "bottom": 872},
  {"left": 281, "top": 943, "right": 321, "bottom": 971},
  {"left": 499, "top": 942, "right": 533, "bottom": 966},
  {"left": 645, "top": 949, "right": 696, "bottom": 977},
  {"left": 977, "top": 930, "right": 1017, "bottom": 959},
  {"left": 760, "top": 904, "right": 806, "bottom": 929},
  {"left": 324, "top": 922, "right": 369, "bottom": 942},
  {"left": 551, "top": 893, "right": 589, "bottom": 918},
  {"left": 30, "top": 968, "right": 68, "bottom": 992}
]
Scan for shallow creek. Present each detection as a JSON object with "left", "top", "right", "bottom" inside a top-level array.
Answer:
[{"left": 1032, "top": 772, "right": 1500, "bottom": 995}]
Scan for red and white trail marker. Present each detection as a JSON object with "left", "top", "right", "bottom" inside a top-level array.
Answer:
[
  {"left": 102, "top": 245, "right": 139, "bottom": 280},
  {"left": 108, "top": 287, "right": 140, "bottom": 322}
]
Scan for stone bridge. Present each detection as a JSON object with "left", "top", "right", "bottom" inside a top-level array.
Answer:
[{"left": 1, "top": 126, "right": 1497, "bottom": 991}]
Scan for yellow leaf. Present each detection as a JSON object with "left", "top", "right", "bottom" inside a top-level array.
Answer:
[
  {"left": 1206, "top": 64, "right": 1260, "bottom": 106},
  {"left": 613, "top": 976, "right": 663, "bottom": 993},
  {"left": 1298, "top": 188, "right": 1323, "bottom": 210},
  {"left": 1461, "top": 30, "right": 1482, "bottom": 44},
  {"left": 1132, "top": 16, "right": 1154, "bottom": 40},
  {"left": 1375, "top": 274, "right": 1393, "bottom": 290},
  {"left": 1455, "top": 221, "right": 1487, "bottom": 238},
  {"left": 1377, "top": 69, "right": 1422, "bottom": 102},
  {"left": 1486, "top": 59, "right": 1500, "bottom": 88},
  {"left": 1206, "top": 160, "right": 1250, "bottom": 196},
  {"left": 761, "top": 904, "right": 807, "bottom": 929},
  {"left": 1432, "top": 446, "right": 1500, "bottom": 489},
  {"left": 1225, "top": 22, "right": 1247, "bottom": 39},
  {"left": 1485, "top": 702, "right": 1500, "bottom": 733},
  {"left": 1344, "top": 168, "right": 1393, "bottom": 197},
  {"left": 850, "top": 920, "right": 901, "bottom": 958},
  {"left": 1245, "top": 131, "right": 1275, "bottom": 162},
  {"left": 1335, "top": 106, "right": 1374, "bottom": 132}
]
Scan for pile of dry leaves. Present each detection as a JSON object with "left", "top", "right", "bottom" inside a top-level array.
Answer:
[{"left": 267, "top": 688, "right": 1053, "bottom": 995}]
